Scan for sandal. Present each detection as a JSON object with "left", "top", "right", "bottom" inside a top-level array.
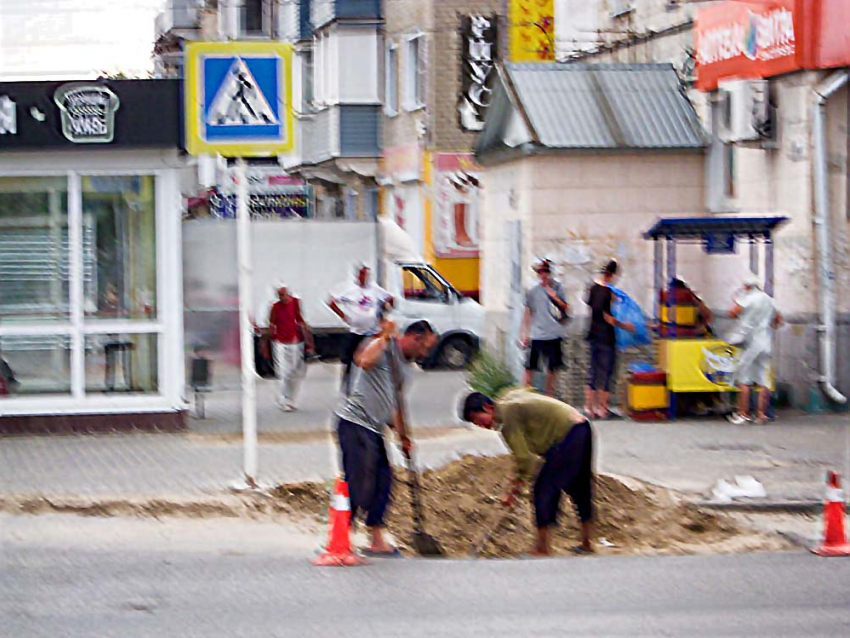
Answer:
[{"left": 569, "top": 545, "right": 595, "bottom": 556}]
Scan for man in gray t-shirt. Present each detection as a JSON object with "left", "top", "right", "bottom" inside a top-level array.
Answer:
[
  {"left": 335, "top": 320, "right": 438, "bottom": 556},
  {"left": 520, "top": 260, "right": 569, "bottom": 396}
]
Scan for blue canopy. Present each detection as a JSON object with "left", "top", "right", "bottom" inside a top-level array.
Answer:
[{"left": 643, "top": 216, "right": 788, "bottom": 240}]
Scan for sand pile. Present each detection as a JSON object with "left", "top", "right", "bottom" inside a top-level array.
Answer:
[{"left": 271, "top": 454, "right": 786, "bottom": 558}]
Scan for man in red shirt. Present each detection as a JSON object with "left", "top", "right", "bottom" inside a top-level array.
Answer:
[{"left": 268, "top": 283, "right": 314, "bottom": 411}]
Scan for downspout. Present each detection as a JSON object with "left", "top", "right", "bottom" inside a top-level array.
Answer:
[{"left": 812, "top": 70, "right": 849, "bottom": 404}]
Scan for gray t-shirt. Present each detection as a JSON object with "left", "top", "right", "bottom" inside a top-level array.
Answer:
[
  {"left": 526, "top": 281, "right": 567, "bottom": 340},
  {"left": 335, "top": 339, "right": 407, "bottom": 435}
]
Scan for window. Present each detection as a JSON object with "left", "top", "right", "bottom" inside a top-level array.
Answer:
[
  {"left": 241, "top": 0, "right": 266, "bottom": 36},
  {"left": 82, "top": 176, "right": 157, "bottom": 321},
  {"left": 0, "top": 174, "right": 162, "bottom": 399},
  {"left": 385, "top": 43, "right": 398, "bottom": 116},
  {"left": 403, "top": 34, "right": 426, "bottom": 111},
  {"left": 0, "top": 177, "right": 69, "bottom": 321},
  {"left": 402, "top": 266, "right": 451, "bottom": 303},
  {"left": 302, "top": 49, "right": 314, "bottom": 111}
]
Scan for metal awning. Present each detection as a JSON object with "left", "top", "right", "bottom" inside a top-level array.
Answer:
[{"left": 643, "top": 216, "right": 789, "bottom": 240}]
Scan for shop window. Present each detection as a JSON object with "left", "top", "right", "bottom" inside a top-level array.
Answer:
[
  {"left": 402, "top": 266, "right": 450, "bottom": 303},
  {"left": 84, "top": 333, "right": 158, "bottom": 394},
  {"left": 0, "top": 176, "right": 69, "bottom": 321},
  {"left": 82, "top": 176, "right": 157, "bottom": 321},
  {"left": 0, "top": 334, "right": 71, "bottom": 396}
]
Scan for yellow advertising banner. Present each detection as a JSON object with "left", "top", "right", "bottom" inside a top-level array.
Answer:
[
  {"left": 659, "top": 339, "right": 775, "bottom": 393},
  {"left": 510, "top": 0, "right": 556, "bottom": 62}
]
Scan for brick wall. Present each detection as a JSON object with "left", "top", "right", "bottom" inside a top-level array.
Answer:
[{"left": 383, "top": 0, "right": 504, "bottom": 154}]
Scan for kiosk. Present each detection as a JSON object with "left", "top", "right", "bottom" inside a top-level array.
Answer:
[{"left": 642, "top": 216, "right": 788, "bottom": 420}]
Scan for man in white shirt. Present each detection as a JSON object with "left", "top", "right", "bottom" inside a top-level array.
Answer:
[
  {"left": 727, "top": 274, "right": 783, "bottom": 425},
  {"left": 328, "top": 264, "right": 394, "bottom": 394}
]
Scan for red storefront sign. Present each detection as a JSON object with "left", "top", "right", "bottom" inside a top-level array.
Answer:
[
  {"left": 696, "top": 0, "right": 850, "bottom": 92},
  {"left": 696, "top": 0, "right": 798, "bottom": 91}
]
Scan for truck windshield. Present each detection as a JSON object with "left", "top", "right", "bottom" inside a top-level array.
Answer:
[{"left": 402, "top": 266, "right": 450, "bottom": 303}]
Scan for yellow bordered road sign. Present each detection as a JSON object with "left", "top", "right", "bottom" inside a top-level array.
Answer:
[{"left": 185, "top": 41, "right": 294, "bottom": 157}]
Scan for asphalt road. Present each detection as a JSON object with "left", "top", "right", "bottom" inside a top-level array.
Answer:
[{"left": 3, "top": 515, "right": 849, "bottom": 637}]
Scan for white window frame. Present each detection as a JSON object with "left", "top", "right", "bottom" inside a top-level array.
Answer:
[
  {"left": 403, "top": 32, "right": 426, "bottom": 112},
  {"left": 384, "top": 41, "right": 399, "bottom": 117},
  {"left": 0, "top": 168, "right": 183, "bottom": 415}
]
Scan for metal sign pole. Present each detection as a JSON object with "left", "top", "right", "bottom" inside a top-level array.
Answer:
[{"left": 236, "top": 157, "right": 258, "bottom": 487}]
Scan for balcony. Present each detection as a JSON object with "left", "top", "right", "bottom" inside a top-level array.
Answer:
[
  {"left": 155, "top": 0, "right": 202, "bottom": 38},
  {"left": 311, "top": 0, "right": 382, "bottom": 31},
  {"left": 299, "top": 105, "right": 380, "bottom": 166},
  {"left": 280, "top": 0, "right": 314, "bottom": 42}
]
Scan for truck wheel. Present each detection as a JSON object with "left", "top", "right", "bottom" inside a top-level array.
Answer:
[{"left": 437, "top": 336, "right": 473, "bottom": 370}]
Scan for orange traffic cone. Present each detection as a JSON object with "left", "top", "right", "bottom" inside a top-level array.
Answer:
[
  {"left": 312, "top": 477, "right": 368, "bottom": 567},
  {"left": 812, "top": 471, "right": 850, "bottom": 557}
]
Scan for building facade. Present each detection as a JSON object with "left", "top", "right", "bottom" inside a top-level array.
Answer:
[
  {"left": 382, "top": 0, "right": 505, "bottom": 299},
  {"left": 550, "top": 0, "right": 850, "bottom": 405}
]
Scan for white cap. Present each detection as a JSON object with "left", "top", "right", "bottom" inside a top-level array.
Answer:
[{"left": 742, "top": 273, "right": 762, "bottom": 289}]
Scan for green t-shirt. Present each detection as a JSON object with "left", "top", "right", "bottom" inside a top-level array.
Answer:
[{"left": 495, "top": 388, "right": 586, "bottom": 479}]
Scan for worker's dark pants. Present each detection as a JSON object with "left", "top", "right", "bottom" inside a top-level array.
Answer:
[
  {"left": 341, "top": 333, "right": 367, "bottom": 395},
  {"left": 533, "top": 421, "right": 594, "bottom": 528},
  {"left": 337, "top": 418, "right": 392, "bottom": 528}
]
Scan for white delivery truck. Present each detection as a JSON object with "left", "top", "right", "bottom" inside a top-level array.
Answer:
[{"left": 183, "top": 217, "right": 485, "bottom": 369}]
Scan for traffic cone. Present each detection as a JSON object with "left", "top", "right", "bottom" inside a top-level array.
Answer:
[
  {"left": 312, "top": 477, "right": 368, "bottom": 567},
  {"left": 812, "top": 471, "right": 850, "bottom": 557}
]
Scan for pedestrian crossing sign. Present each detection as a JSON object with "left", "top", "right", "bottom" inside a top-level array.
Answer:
[{"left": 185, "top": 41, "right": 294, "bottom": 157}]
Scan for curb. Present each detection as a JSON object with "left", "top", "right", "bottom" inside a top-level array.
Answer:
[{"left": 689, "top": 500, "right": 822, "bottom": 514}]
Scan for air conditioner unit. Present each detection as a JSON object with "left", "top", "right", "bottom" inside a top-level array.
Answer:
[{"left": 718, "top": 79, "right": 771, "bottom": 144}]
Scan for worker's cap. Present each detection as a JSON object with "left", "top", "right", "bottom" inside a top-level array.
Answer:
[
  {"left": 353, "top": 262, "right": 371, "bottom": 276},
  {"left": 742, "top": 273, "right": 762, "bottom": 289},
  {"left": 275, "top": 281, "right": 288, "bottom": 291}
]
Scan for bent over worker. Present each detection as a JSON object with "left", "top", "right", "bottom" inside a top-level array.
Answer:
[{"left": 460, "top": 387, "right": 594, "bottom": 556}]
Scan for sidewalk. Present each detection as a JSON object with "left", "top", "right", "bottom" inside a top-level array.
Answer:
[{"left": 2, "top": 410, "right": 847, "bottom": 505}]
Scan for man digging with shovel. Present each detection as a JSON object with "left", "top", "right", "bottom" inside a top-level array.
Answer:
[
  {"left": 335, "top": 318, "right": 439, "bottom": 557},
  {"left": 461, "top": 387, "right": 595, "bottom": 556}
]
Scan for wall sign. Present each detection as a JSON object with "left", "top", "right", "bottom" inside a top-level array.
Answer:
[
  {"left": 458, "top": 14, "right": 498, "bottom": 132},
  {"left": 0, "top": 96, "right": 16, "bottom": 135},
  {"left": 509, "top": 0, "right": 555, "bottom": 62},
  {"left": 695, "top": 0, "right": 797, "bottom": 92},
  {"left": 54, "top": 84, "right": 120, "bottom": 143}
]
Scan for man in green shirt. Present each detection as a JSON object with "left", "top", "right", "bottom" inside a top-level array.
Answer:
[{"left": 461, "top": 387, "right": 594, "bottom": 556}]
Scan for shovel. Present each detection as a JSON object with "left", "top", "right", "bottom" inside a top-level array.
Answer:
[
  {"left": 386, "top": 330, "right": 444, "bottom": 557},
  {"left": 403, "top": 448, "right": 445, "bottom": 557}
]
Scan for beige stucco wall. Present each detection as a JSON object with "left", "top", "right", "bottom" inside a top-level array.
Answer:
[{"left": 480, "top": 150, "right": 707, "bottom": 338}]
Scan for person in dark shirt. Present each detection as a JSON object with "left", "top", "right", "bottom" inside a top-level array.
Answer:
[{"left": 584, "top": 261, "right": 634, "bottom": 419}]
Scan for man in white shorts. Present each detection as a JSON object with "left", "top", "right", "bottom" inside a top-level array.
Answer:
[{"left": 727, "top": 274, "right": 783, "bottom": 425}]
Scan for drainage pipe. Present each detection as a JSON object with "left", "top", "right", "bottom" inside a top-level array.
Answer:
[{"left": 812, "top": 70, "right": 849, "bottom": 404}]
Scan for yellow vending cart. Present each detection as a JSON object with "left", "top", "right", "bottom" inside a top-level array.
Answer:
[{"left": 643, "top": 217, "right": 787, "bottom": 419}]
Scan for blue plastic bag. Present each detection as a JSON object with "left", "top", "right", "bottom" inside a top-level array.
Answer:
[{"left": 609, "top": 286, "right": 651, "bottom": 350}]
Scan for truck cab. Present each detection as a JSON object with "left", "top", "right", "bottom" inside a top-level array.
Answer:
[{"left": 384, "top": 261, "right": 485, "bottom": 369}]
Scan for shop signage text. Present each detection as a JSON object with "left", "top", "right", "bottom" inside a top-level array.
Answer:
[
  {"left": 0, "top": 96, "right": 16, "bottom": 135},
  {"left": 695, "top": 0, "right": 798, "bottom": 92},
  {"left": 459, "top": 14, "right": 498, "bottom": 132},
  {"left": 53, "top": 84, "right": 120, "bottom": 143}
]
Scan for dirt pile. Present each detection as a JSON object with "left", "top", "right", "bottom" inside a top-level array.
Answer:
[{"left": 270, "top": 454, "right": 787, "bottom": 558}]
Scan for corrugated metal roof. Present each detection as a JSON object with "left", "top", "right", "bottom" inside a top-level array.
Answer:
[{"left": 505, "top": 63, "right": 706, "bottom": 150}]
